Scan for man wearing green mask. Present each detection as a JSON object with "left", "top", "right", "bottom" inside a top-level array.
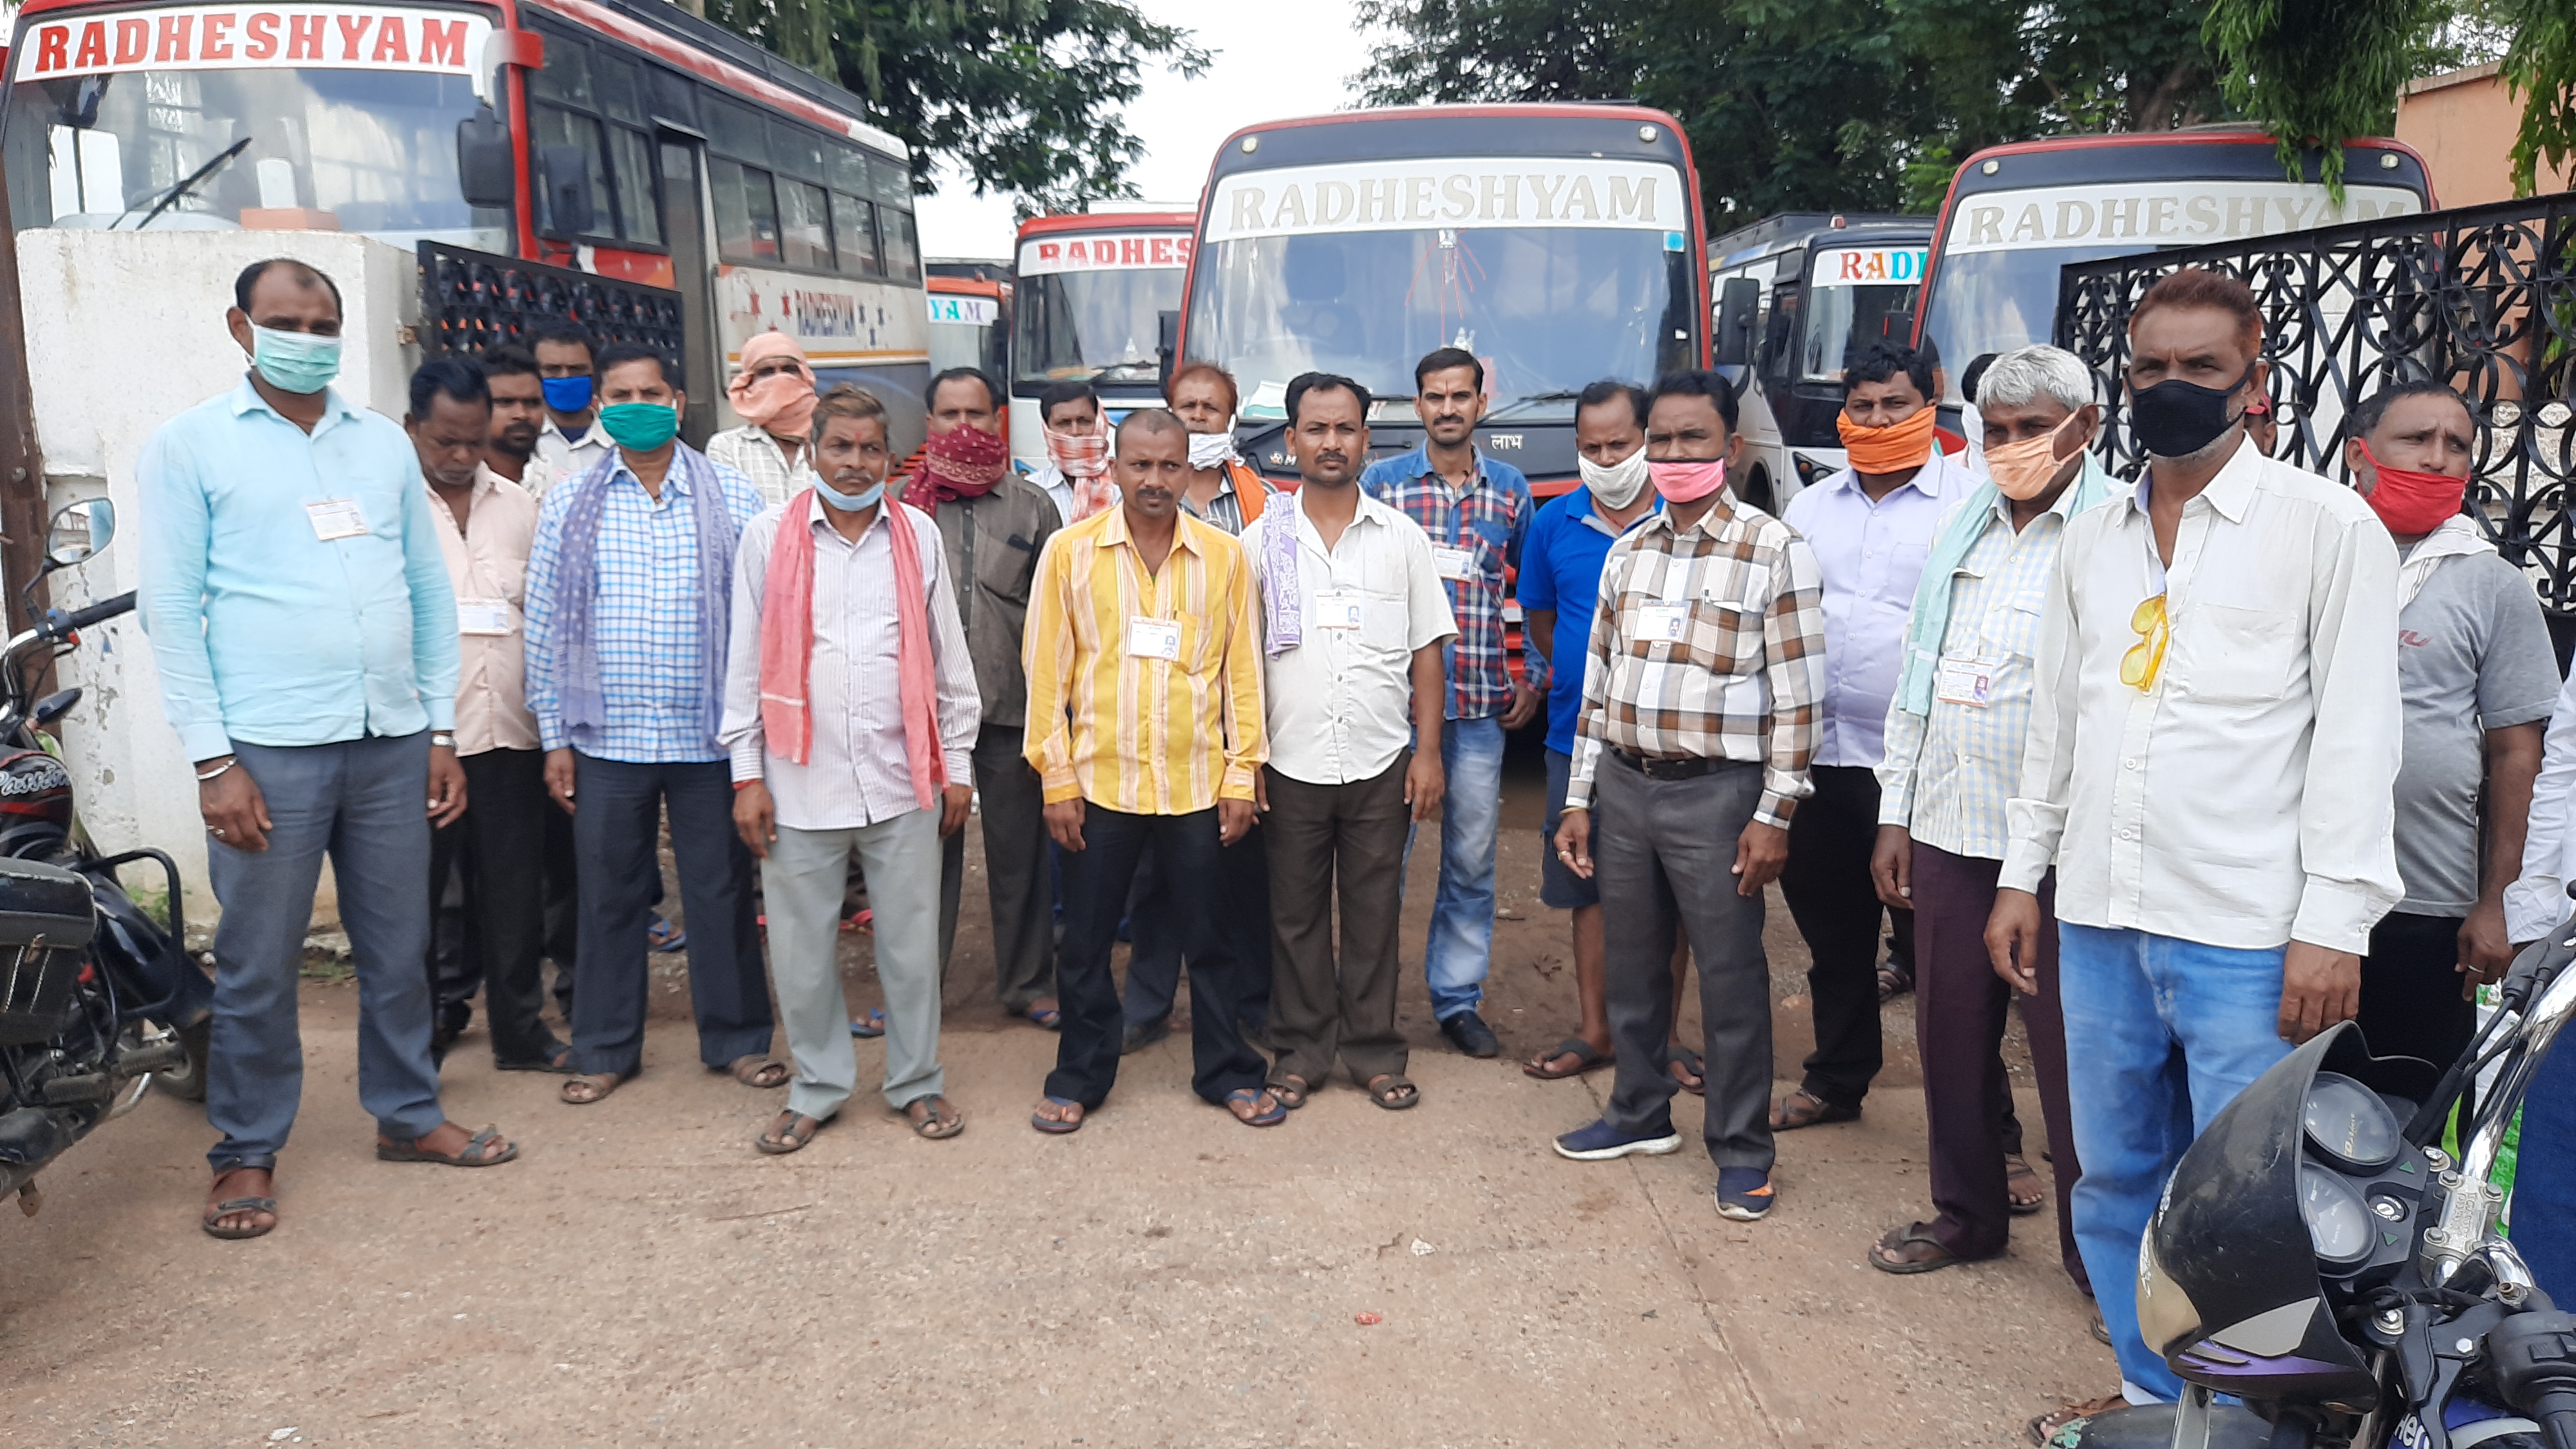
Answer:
[
  {"left": 523, "top": 341, "right": 780, "bottom": 1107},
  {"left": 140, "top": 258, "right": 516, "bottom": 1243}
]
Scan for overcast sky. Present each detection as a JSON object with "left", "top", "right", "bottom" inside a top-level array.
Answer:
[{"left": 914, "top": 0, "right": 1374, "bottom": 260}]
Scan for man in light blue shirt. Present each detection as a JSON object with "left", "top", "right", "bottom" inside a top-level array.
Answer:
[{"left": 140, "top": 258, "right": 517, "bottom": 1243}]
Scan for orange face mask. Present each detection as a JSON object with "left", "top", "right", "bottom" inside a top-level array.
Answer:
[{"left": 1836, "top": 406, "right": 1938, "bottom": 474}]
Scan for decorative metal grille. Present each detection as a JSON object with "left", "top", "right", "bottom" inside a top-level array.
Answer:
[
  {"left": 415, "top": 242, "right": 686, "bottom": 360},
  {"left": 2056, "top": 191, "right": 2576, "bottom": 617}
]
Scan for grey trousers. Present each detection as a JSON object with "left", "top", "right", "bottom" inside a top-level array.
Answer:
[
  {"left": 766, "top": 808, "right": 946, "bottom": 1118},
  {"left": 1263, "top": 758, "right": 1411, "bottom": 1087},
  {"left": 205, "top": 733, "right": 446, "bottom": 1170},
  {"left": 940, "top": 724, "right": 1055, "bottom": 1010},
  {"left": 1595, "top": 754, "right": 1776, "bottom": 1173}
]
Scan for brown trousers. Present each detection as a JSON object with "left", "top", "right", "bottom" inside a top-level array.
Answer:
[{"left": 1263, "top": 757, "right": 1413, "bottom": 1088}]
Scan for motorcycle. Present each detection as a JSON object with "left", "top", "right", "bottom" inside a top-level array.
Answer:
[
  {"left": 0, "top": 498, "right": 214, "bottom": 1215},
  {"left": 2065, "top": 920, "right": 2576, "bottom": 1448}
]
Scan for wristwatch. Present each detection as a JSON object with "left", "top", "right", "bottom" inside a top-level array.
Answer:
[{"left": 431, "top": 731, "right": 457, "bottom": 750}]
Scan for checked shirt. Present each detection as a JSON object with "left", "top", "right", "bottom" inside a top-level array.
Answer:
[{"left": 1360, "top": 446, "right": 1542, "bottom": 717}]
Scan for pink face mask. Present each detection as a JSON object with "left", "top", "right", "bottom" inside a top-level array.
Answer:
[{"left": 1648, "top": 457, "right": 1728, "bottom": 504}]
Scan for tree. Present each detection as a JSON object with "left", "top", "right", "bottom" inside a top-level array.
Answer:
[
  {"left": 705, "top": 0, "right": 1208, "bottom": 212},
  {"left": 2202, "top": 0, "right": 2450, "bottom": 197}
]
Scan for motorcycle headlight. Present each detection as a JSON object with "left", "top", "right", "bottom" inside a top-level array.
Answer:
[
  {"left": 2136, "top": 1220, "right": 2202, "bottom": 1354},
  {"left": 2298, "top": 1165, "right": 2375, "bottom": 1267},
  {"left": 2302, "top": 1072, "right": 2400, "bottom": 1173}
]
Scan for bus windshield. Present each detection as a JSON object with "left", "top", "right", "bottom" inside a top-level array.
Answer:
[
  {"left": 1013, "top": 264, "right": 1181, "bottom": 388},
  {"left": 1190, "top": 226, "right": 1697, "bottom": 421},
  {"left": 6, "top": 62, "right": 504, "bottom": 247}
]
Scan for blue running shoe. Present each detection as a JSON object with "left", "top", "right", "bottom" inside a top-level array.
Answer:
[
  {"left": 1552, "top": 1117, "right": 1683, "bottom": 1162},
  {"left": 1716, "top": 1167, "right": 1776, "bottom": 1220}
]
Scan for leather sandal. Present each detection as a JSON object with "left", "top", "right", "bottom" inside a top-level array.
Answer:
[
  {"left": 1522, "top": 1037, "right": 1611, "bottom": 1079},
  {"left": 755, "top": 1110, "right": 828, "bottom": 1155},
  {"left": 717, "top": 1055, "right": 789, "bottom": 1089},
  {"left": 376, "top": 1125, "right": 518, "bottom": 1167},
  {"left": 1869, "top": 1222, "right": 1964, "bottom": 1275},
  {"left": 1769, "top": 1088, "right": 1861, "bottom": 1131},
  {"left": 902, "top": 1096, "right": 965, "bottom": 1139},
  {"left": 560, "top": 1071, "right": 630, "bottom": 1106}
]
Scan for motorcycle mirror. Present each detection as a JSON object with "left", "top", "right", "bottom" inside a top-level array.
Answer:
[{"left": 44, "top": 498, "right": 113, "bottom": 569}]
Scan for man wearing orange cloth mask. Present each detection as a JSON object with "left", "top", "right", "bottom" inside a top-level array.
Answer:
[
  {"left": 1774, "top": 341, "right": 1971, "bottom": 1136},
  {"left": 709, "top": 331, "right": 822, "bottom": 507}
]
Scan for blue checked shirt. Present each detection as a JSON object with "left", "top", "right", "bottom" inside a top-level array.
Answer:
[
  {"left": 1360, "top": 444, "right": 1540, "bottom": 719},
  {"left": 1874, "top": 483, "right": 2085, "bottom": 860},
  {"left": 524, "top": 450, "right": 766, "bottom": 762}
]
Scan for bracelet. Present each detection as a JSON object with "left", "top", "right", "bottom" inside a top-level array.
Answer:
[
  {"left": 732, "top": 779, "right": 761, "bottom": 791},
  {"left": 194, "top": 757, "right": 236, "bottom": 783}
]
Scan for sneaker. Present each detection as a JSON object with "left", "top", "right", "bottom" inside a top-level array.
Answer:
[
  {"left": 1439, "top": 1009, "right": 1501, "bottom": 1058},
  {"left": 1553, "top": 1117, "right": 1683, "bottom": 1162},
  {"left": 1716, "top": 1167, "right": 1776, "bottom": 1220}
]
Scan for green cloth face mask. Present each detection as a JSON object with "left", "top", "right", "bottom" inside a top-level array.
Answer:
[
  {"left": 598, "top": 401, "right": 680, "bottom": 451},
  {"left": 249, "top": 325, "right": 342, "bottom": 395}
]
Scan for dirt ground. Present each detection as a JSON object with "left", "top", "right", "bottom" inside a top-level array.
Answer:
[{"left": 1, "top": 736, "right": 2119, "bottom": 1446}]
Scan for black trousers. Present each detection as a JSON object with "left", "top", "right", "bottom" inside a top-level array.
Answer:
[
  {"left": 1048, "top": 803, "right": 1266, "bottom": 1110},
  {"left": 1780, "top": 764, "right": 1915, "bottom": 1109},
  {"left": 566, "top": 753, "right": 770, "bottom": 1077},
  {"left": 1121, "top": 828, "right": 1274, "bottom": 1031},
  {"left": 424, "top": 748, "right": 562, "bottom": 1066},
  {"left": 938, "top": 724, "right": 1056, "bottom": 1011},
  {"left": 2361, "top": 910, "right": 2481, "bottom": 1121},
  {"left": 542, "top": 791, "right": 579, "bottom": 1018}
]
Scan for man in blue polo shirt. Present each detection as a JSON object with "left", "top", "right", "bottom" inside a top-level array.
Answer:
[
  {"left": 1517, "top": 381, "right": 1698, "bottom": 1087},
  {"left": 1360, "top": 346, "right": 1542, "bottom": 1058}
]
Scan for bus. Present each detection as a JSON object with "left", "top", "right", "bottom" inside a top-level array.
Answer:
[
  {"left": 925, "top": 264, "right": 1010, "bottom": 385},
  {"left": 3, "top": 0, "right": 931, "bottom": 451},
  {"left": 1709, "top": 212, "right": 1929, "bottom": 513},
  {"left": 1178, "top": 102, "right": 1709, "bottom": 498},
  {"left": 1913, "top": 128, "right": 2433, "bottom": 414},
  {"left": 1010, "top": 207, "right": 1191, "bottom": 472}
]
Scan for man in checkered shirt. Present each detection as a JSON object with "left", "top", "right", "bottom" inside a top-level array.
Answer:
[{"left": 1546, "top": 370, "right": 1824, "bottom": 1224}]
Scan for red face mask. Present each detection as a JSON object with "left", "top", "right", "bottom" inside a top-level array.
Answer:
[{"left": 2357, "top": 440, "right": 2467, "bottom": 535}]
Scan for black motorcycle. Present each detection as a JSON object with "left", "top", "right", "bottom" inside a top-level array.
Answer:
[
  {"left": 2066, "top": 922, "right": 2576, "bottom": 1448},
  {"left": 0, "top": 499, "right": 213, "bottom": 1216}
]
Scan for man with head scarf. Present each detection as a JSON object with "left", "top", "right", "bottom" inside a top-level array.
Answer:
[
  {"left": 911, "top": 367, "right": 1067, "bottom": 1028},
  {"left": 707, "top": 331, "right": 821, "bottom": 508},
  {"left": 1021, "top": 379, "right": 1117, "bottom": 526}
]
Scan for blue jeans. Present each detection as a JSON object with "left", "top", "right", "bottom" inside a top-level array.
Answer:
[
  {"left": 2058, "top": 924, "right": 2293, "bottom": 1403},
  {"left": 1407, "top": 715, "right": 1505, "bottom": 1021},
  {"left": 2517, "top": 1032, "right": 2576, "bottom": 1301},
  {"left": 204, "top": 734, "right": 446, "bottom": 1171}
]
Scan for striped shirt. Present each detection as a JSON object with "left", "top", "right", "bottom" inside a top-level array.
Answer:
[
  {"left": 1179, "top": 460, "right": 1276, "bottom": 537},
  {"left": 1360, "top": 445, "right": 1542, "bottom": 716},
  {"left": 1875, "top": 486, "right": 2085, "bottom": 860},
  {"left": 524, "top": 449, "right": 767, "bottom": 762},
  {"left": 1022, "top": 506, "right": 1267, "bottom": 815},
  {"left": 1565, "top": 496, "right": 1825, "bottom": 829},
  {"left": 706, "top": 424, "right": 819, "bottom": 509}
]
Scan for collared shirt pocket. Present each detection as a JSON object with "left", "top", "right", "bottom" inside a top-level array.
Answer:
[
  {"left": 2178, "top": 603, "right": 2300, "bottom": 705},
  {"left": 977, "top": 527, "right": 1041, "bottom": 607}
]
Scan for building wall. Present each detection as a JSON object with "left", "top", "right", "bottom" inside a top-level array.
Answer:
[
  {"left": 2397, "top": 62, "right": 2576, "bottom": 208},
  {"left": 19, "top": 231, "right": 421, "bottom": 922}
]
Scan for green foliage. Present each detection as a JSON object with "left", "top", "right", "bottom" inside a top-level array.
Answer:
[
  {"left": 704, "top": 0, "right": 1208, "bottom": 213},
  {"left": 2498, "top": 0, "right": 2576, "bottom": 195},
  {"left": 2203, "top": 0, "right": 2450, "bottom": 199}
]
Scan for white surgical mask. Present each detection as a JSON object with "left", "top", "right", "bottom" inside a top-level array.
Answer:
[
  {"left": 1187, "top": 428, "right": 1240, "bottom": 469},
  {"left": 1578, "top": 444, "right": 1650, "bottom": 509}
]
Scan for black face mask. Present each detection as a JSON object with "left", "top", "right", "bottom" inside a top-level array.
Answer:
[{"left": 2130, "top": 363, "right": 2255, "bottom": 460}]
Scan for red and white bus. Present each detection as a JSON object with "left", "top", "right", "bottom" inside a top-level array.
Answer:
[
  {"left": 1008, "top": 207, "right": 1192, "bottom": 472},
  {"left": 3, "top": 0, "right": 931, "bottom": 448}
]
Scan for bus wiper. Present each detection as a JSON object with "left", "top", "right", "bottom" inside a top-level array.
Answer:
[
  {"left": 120, "top": 136, "right": 252, "bottom": 231},
  {"left": 1481, "top": 389, "right": 1586, "bottom": 421}
]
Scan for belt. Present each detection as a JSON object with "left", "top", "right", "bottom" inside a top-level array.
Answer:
[{"left": 1608, "top": 749, "right": 1733, "bottom": 781}]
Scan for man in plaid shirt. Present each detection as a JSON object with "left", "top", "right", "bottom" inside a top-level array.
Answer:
[
  {"left": 1548, "top": 371, "right": 1824, "bottom": 1224},
  {"left": 1359, "top": 347, "right": 1543, "bottom": 1058}
]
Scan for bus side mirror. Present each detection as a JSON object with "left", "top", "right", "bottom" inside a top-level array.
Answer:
[
  {"left": 1714, "top": 277, "right": 1759, "bottom": 368},
  {"left": 535, "top": 144, "right": 595, "bottom": 240},
  {"left": 1157, "top": 309, "right": 1179, "bottom": 387},
  {"left": 456, "top": 106, "right": 515, "bottom": 211}
]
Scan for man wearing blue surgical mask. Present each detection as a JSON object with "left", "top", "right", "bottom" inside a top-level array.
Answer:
[
  {"left": 528, "top": 321, "right": 611, "bottom": 496},
  {"left": 140, "top": 258, "right": 516, "bottom": 1244}
]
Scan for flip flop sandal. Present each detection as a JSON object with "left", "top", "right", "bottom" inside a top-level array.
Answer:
[
  {"left": 202, "top": 1195, "right": 278, "bottom": 1240},
  {"left": 377, "top": 1125, "right": 519, "bottom": 1167},
  {"left": 1770, "top": 1088, "right": 1861, "bottom": 1131},
  {"left": 647, "top": 918, "right": 687, "bottom": 952},
  {"left": 842, "top": 909, "right": 873, "bottom": 934},
  {"left": 1877, "top": 961, "right": 1915, "bottom": 1003},
  {"left": 848, "top": 1008, "right": 887, "bottom": 1039},
  {"left": 1224, "top": 1087, "right": 1286, "bottom": 1127},
  {"left": 560, "top": 1072, "right": 629, "bottom": 1105},
  {"left": 1266, "top": 1075, "right": 1311, "bottom": 1110},
  {"left": 1665, "top": 1045, "right": 1707, "bottom": 1097},
  {"left": 2026, "top": 1394, "right": 2128, "bottom": 1447},
  {"left": 1869, "top": 1222, "right": 1963, "bottom": 1276},
  {"left": 2006, "top": 1153, "right": 2047, "bottom": 1215},
  {"left": 1522, "top": 1037, "right": 1611, "bottom": 1080},
  {"left": 1030, "top": 1095, "right": 1085, "bottom": 1135},
  {"left": 902, "top": 1096, "right": 965, "bottom": 1140},
  {"left": 496, "top": 1041, "right": 576, "bottom": 1074},
  {"left": 719, "top": 1056, "right": 790, "bottom": 1088},
  {"left": 755, "top": 1110, "right": 829, "bottom": 1155},
  {"left": 1019, "top": 1002, "right": 1063, "bottom": 1030},
  {"left": 1365, "top": 1074, "right": 1419, "bottom": 1111}
]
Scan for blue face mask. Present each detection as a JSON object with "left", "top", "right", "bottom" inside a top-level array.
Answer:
[
  {"left": 541, "top": 375, "right": 594, "bottom": 415},
  {"left": 249, "top": 325, "right": 341, "bottom": 395},
  {"left": 817, "top": 476, "right": 884, "bottom": 512}
]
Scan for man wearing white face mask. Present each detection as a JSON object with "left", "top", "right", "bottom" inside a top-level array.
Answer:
[{"left": 1866, "top": 345, "right": 2112, "bottom": 1285}]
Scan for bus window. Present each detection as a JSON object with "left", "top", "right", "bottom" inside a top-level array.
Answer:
[
  {"left": 832, "top": 194, "right": 880, "bottom": 276},
  {"left": 710, "top": 156, "right": 781, "bottom": 263},
  {"left": 778, "top": 178, "right": 831, "bottom": 270},
  {"left": 882, "top": 207, "right": 921, "bottom": 283},
  {"left": 705, "top": 97, "right": 768, "bottom": 167},
  {"left": 527, "top": 28, "right": 663, "bottom": 249},
  {"left": 1799, "top": 279, "right": 1915, "bottom": 381},
  {"left": 610, "top": 130, "right": 659, "bottom": 245}
]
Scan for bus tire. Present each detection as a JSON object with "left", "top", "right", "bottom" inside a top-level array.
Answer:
[{"left": 1739, "top": 466, "right": 1775, "bottom": 515}]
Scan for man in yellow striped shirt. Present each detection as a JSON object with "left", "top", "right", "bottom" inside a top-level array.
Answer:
[{"left": 1023, "top": 410, "right": 1281, "bottom": 1132}]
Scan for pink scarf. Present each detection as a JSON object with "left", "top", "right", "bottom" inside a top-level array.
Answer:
[
  {"left": 758, "top": 491, "right": 946, "bottom": 811},
  {"left": 728, "top": 331, "right": 817, "bottom": 439},
  {"left": 1049, "top": 417, "right": 1120, "bottom": 521}
]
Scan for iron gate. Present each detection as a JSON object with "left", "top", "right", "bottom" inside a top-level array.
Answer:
[
  {"left": 2055, "top": 190, "right": 2576, "bottom": 617},
  {"left": 415, "top": 242, "right": 686, "bottom": 361}
]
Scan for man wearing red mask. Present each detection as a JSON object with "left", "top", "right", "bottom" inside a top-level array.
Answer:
[
  {"left": 2348, "top": 381, "right": 2552, "bottom": 1109},
  {"left": 909, "top": 368, "right": 1065, "bottom": 1028},
  {"left": 708, "top": 331, "right": 820, "bottom": 507}
]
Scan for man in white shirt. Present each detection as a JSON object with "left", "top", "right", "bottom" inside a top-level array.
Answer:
[
  {"left": 1240, "top": 372, "right": 1455, "bottom": 1112},
  {"left": 1992, "top": 269, "right": 2402, "bottom": 1424},
  {"left": 1774, "top": 342, "right": 1967, "bottom": 1132},
  {"left": 531, "top": 322, "right": 612, "bottom": 488},
  {"left": 706, "top": 331, "right": 822, "bottom": 507},
  {"left": 724, "top": 385, "right": 980, "bottom": 1150}
]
